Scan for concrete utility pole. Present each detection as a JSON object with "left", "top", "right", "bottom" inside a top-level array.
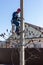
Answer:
[{"left": 20, "top": 0, "right": 25, "bottom": 65}]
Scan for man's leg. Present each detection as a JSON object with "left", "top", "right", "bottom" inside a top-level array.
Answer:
[
  {"left": 15, "top": 22, "right": 20, "bottom": 35},
  {"left": 15, "top": 27, "right": 20, "bottom": 35}
]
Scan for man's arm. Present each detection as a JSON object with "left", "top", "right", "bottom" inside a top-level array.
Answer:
[{"left": 17, "top": 17, "right": 24, "bottom": 21}]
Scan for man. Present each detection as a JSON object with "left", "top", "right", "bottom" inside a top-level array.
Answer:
[{"left": 11, "top": 8, "right": 21, "bottom": 35}]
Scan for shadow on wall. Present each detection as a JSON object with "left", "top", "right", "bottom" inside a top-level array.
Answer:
[
  {"left": 0, "top": 48, "right": 19, "bottom": 65},
  {"left": 0, "top": 48, "right": 43, "bottom": 65}
]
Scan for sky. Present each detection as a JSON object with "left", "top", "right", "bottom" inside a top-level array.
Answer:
[{"left": 0, "top": 0, "right": 43, "bottom": 40}]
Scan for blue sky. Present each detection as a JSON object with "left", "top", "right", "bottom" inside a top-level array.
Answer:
[{"left": 0, "top": 0, "right": 43, "bottom": 40}]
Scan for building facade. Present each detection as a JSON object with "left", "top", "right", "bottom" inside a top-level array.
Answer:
[{"left": 0, "top": 22, "right": 43, "bottom": 48}]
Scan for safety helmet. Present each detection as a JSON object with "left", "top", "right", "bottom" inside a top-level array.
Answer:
[{"left": 17, "top": 8, "right": 21, "bottom": 13}]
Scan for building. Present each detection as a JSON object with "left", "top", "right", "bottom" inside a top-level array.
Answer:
[{"left": 0, "top": 22, "right": 43, "bottom": 48}]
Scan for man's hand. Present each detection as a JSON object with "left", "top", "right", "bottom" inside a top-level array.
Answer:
[{"left": 17, "top": 17, "right": 24, "bottom": 21}]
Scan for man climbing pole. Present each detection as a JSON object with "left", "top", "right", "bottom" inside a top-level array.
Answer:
[{"left": 11, "top": 8, "right": 21, "bottom": 35}]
